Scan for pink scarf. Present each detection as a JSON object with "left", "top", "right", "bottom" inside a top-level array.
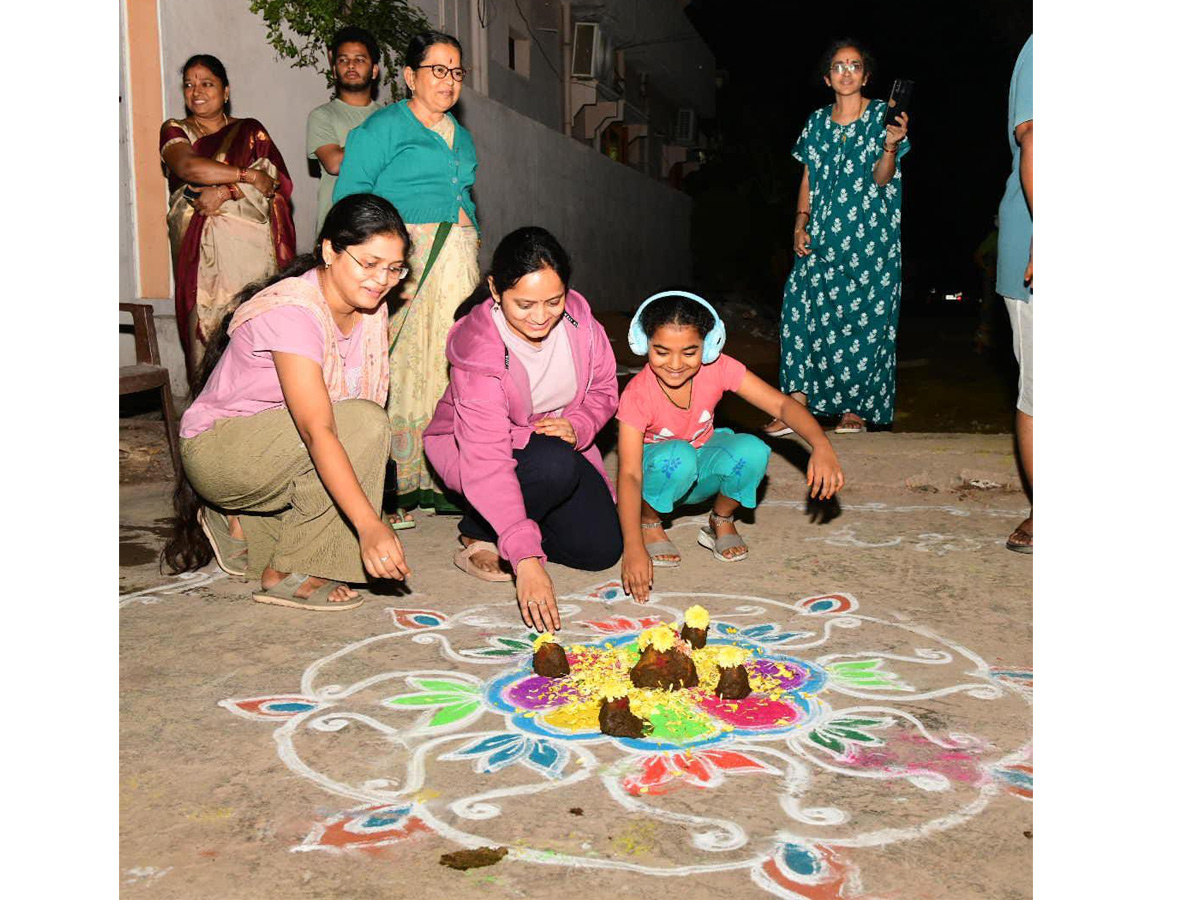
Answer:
[{"left": 228, "top": 274, "right": 389, "bottom": 406}]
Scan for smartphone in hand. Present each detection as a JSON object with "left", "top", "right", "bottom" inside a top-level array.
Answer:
[{"left": 884, "top": 79, "right": 915, "bottom": 128}]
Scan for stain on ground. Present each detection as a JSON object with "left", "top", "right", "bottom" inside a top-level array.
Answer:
[
  {"left": 569, "top": 807, "right": 584, "bottom": 816},
  {"left": 120, "top": 541, "right": 158, "bottom": 567},
  {"left": 439, "top": 847, "right": 509, "bottom": 870}
]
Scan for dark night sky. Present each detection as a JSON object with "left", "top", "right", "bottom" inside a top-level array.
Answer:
[{"left": 683, "top": 0, "right": 1033, "bottom": 298}]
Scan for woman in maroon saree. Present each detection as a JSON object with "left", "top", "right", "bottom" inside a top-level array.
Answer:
[{"left": 160, "top": 54, "right": 296, "bottom": 388}]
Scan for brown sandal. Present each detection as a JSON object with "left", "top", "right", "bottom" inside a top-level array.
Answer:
[{"left": 454, "top": 541, "right": 515, "bottom": 583}]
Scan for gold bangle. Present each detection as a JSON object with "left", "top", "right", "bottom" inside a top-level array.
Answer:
[{"left": 883, "top": 143, "right": 899, "bottom": 154}]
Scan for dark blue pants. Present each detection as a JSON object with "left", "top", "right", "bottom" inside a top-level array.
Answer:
[{"left": 457, "top": 433, "right": 622, "bottom": 571}]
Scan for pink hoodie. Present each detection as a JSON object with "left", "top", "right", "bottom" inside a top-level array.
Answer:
[{"left": 423, "top": 290, "right": 618, "bottom": 565}]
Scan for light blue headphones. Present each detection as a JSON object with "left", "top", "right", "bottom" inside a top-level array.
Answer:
[{"left": 628, "top": 290, "right": 727, "bottom": 364}]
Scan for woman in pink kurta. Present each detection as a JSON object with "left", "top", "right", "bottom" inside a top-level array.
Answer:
[{"left": 162, "top": 195, "right": 411, "bottom": 612}]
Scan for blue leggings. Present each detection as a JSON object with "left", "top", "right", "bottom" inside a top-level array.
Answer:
[{"left": 641, "top": 429, "right": 771, "bottom": 515}]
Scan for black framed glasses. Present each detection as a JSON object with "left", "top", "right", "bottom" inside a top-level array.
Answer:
[
  {"left": 415, "top": 63, "right": 467, "bottom": 82},
  {"left": 343, "top": 249, "right": 408, "bottom": 281}
]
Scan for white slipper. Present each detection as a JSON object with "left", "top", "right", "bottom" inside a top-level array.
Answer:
[{"left": 762, "top": 423, "right": 795, "bottom": 437}]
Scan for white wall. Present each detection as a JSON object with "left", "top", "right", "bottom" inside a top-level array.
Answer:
[
  {"left": 158, "top": 0, "right": 334, "bottom": 247},
  {"left": 119, "top": 1, "right": 137, "bottom": 304},
  {"left": 459, "top": 85, "right": 691, "bottom": 310}
]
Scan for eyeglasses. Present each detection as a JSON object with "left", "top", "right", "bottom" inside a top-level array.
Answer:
[
  {"left": 415, "top": 63, "right": 467, "bottom": 82},
  {"left": 343, "top": 249, "right": 408, "bottom": 281},
  {"left": 830, "top": 61, "right": 864, "bottom": 75}
]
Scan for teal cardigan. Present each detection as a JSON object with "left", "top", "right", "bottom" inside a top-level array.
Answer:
[{"left": 333, "top": 100, "right": 478, "bottom": 229}]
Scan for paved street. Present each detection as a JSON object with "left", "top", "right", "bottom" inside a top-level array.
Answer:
[{"left": 120, "top": 427, "right": 1031, "bottom": 899}]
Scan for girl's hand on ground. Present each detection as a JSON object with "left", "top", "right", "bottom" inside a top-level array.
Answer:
[
  {"left": 806, "top": 446, "right": 845, "bottom": 500},
  {"left": 533, "top": 417, "right": 577, "bottom": 446},
  {"left": 621, "top": 548, "right": 654, "bottom": 604},
  {"left": 360, "top": 519, "right": 411, "bottom": 580},
  {"left": 516, "top": 558, "right": 561, "bottom": 632}
]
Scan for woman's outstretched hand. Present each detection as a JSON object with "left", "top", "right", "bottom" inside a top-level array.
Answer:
[
  {"left": 806, "top": 445, "right": 845, "bottom": 500},
  {"left": 360, "top": 518, "right": 411, "bottom": 581},
  {"left": 516, "top": 557, "right": 561, "bottom": 632},
  {"left": 621, "top": 546, "right": 654, "bottom": 604}
]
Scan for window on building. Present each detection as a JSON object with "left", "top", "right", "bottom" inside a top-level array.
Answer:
[{"left": 508, "top": 30, "right": 531, "bottom": 78}]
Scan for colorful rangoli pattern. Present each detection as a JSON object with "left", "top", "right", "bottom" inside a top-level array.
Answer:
[{"left": 222, "top": 582, "right": 1031, "bottom": 897}]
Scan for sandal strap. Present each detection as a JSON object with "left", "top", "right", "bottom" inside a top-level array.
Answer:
[{"left": 462, "top": 540, "right": 501, "bottom": 558}]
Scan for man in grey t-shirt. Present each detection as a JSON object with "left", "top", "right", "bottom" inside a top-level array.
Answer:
[{"left": 306, "top": 26, "right": 383, "bottom": 237}]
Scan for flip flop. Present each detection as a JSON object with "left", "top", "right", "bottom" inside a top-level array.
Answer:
[
  {"left": 762, "top": 423, "right": 795, "bottom": 437},
  {"left": 454, "top": 541, "right": 515, "bottom": 583},
  {"left": 198, "top": 506, "right": 248, "bottom": 577},
  {"left": 834, "top": 414, "right": 866, "bottom": 434},
  {"left": 252, "top": 572, "right": 364, "bottom": 611},
  {"left": 388, "top": 512, "right": 416, "bottom": 531},
  {"left": 1005, "top": 524, "right": 1033, "bottom": 554},
  {"left": 642, "top": 521, "right": 681, "bottom": 568}
]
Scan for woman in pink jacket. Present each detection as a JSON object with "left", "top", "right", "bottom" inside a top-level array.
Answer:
[{"left": 424, "top": 227, "right": 621, "bottom": 631}]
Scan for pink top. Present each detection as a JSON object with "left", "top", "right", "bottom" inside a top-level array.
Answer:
[
  {"left": 616, "top": 354, "right": 747, "bottom": 448},
  {"left": 490, "top": 302, "right": 577, "bottom": 415},
  {"left": 423, "top": 291, "right": 617, "bottom": 566},
  {"left": 180, "top": 269, "right": 365, "bottom": 438}
]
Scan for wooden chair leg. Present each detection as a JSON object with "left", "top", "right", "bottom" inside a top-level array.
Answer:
[{"left": 159, "top": 382, "right": 182, "bottom": 480}]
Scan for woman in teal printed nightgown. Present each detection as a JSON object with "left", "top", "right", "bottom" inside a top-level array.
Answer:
[{"left": 765, "top": 40, "right": 910, "bottom": 435}]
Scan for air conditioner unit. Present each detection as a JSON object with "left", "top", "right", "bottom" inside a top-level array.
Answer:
[
  {"left": 674, "top": 108, "right": 697, "bottom": 145},
  {"left": 572, "top": 22, "right": 601, "bottom": 79}
]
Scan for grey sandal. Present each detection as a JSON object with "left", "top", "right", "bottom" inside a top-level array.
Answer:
[
  {"left": 642, "top": 520, "right": 681, "bottom": 568},
  {"left": 252, "top": 572, "right": 364, "bottom": 611},
  {"left": 198, "top": 506, "right": 248, "bottom": 577},
  {"left": 698, "top": 512, "right": 748, "bottom": 562}
]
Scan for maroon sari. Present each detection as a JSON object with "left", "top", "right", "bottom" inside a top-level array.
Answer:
[{"left": 160, "top": 117, "right": 297, "bottom": 375}]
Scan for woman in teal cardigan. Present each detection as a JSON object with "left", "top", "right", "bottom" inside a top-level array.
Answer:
[{"left": 334, "top": 31, "right": 479, "bottom": 521}]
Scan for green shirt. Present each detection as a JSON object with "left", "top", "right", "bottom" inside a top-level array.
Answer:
[
  {"left": 333, "top": 100, "right": 478, "bottom": 230},
  {"left": 306, "top": 97, "right": 383, "bottom": 238}
]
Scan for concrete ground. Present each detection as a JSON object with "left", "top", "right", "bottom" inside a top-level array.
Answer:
[{"left": 120, "top": 422, "right": 1031, "bottom": 899}]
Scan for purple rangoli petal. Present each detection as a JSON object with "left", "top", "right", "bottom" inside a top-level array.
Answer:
[{"left": 504, "top": 676, "right": 582, "bottom": 709}]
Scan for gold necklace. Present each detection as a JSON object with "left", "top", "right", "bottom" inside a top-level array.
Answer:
[{"left": 190, "top": 112, "right": 228, "bottom": 136}]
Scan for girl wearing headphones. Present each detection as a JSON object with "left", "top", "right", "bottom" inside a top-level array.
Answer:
[{"left": 617, "top": 292, "right": 844, "bottom": 603}]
